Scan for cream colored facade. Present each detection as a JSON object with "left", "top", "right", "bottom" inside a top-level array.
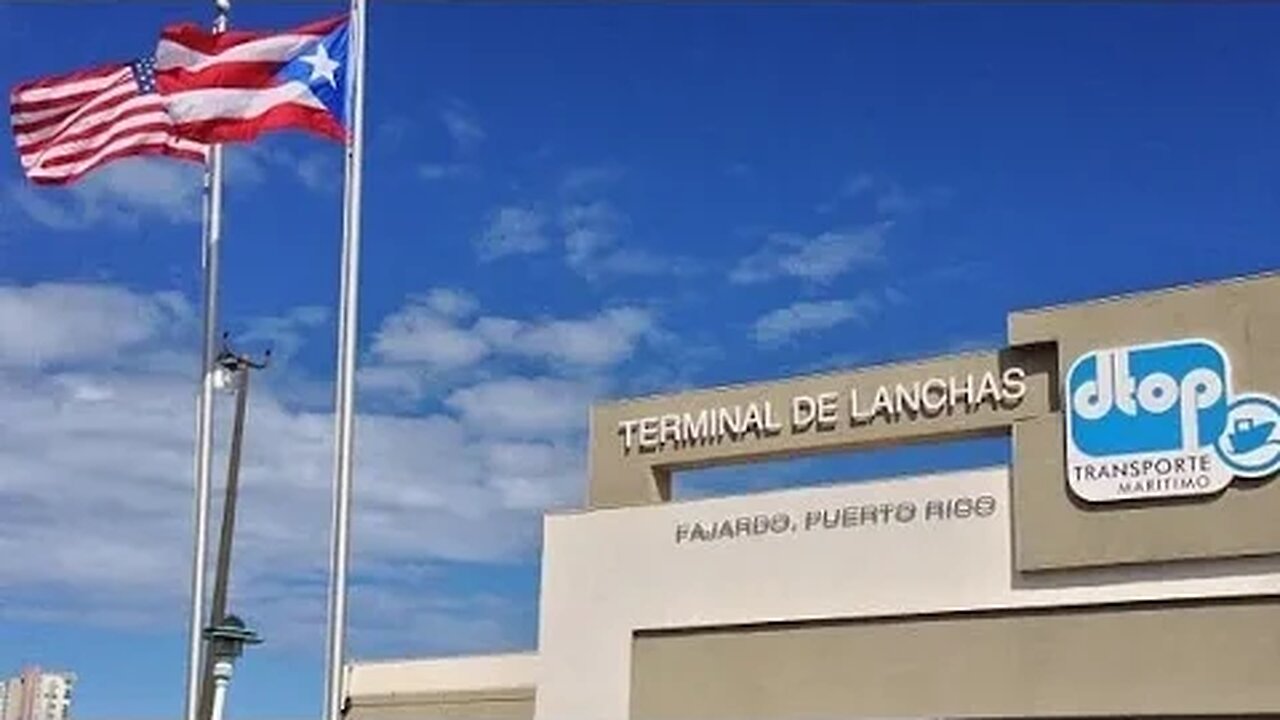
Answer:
[
  {"left": 347, "top": 271, "right": 1280, "bottom": 720},
  {"left": 0, "top": 669, "right": 74, "bottom": 720},
  {"left": 346, "top": 654, "right": 536, "bottom": 719}
]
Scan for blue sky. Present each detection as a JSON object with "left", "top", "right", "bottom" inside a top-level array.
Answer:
[{"left": 1, "top": 1, "right": 1279, "bottom": 718}]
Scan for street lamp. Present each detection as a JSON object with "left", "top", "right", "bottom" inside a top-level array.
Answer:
[
  {"left": 202, "top": 614, "right": 262, "bottom": 720},
  {"left": 196, "top": 333, "right": 270, "bottom": 720}
]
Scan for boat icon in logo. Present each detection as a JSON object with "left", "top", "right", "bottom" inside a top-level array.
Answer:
[
  {"left": 1226, "top": 417, "right": 1279, "bottom": 455},
  {"left": 1215, "top": 393, "right": 1280, "bottom": 478}
]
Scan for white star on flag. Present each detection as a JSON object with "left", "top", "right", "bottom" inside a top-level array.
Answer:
[{"left": 301, "top": 42, "right": 340, "bottom": 87}]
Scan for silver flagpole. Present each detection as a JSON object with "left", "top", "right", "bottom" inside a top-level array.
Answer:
[
  {"left": 323, "top": 0, "right": 367, "bottom": 718},
  {"left": 183, "top": 2, "right": 229, "bottom": 720}
]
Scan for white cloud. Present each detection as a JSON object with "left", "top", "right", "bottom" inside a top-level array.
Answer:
[
  {"left": 226, "top": 144, "right": 340, "bottom": 193},
  {"left": 473, "top": 189, "right": 695, "bottom": 278},
  {"left": 422, "top": 288, "right": 479, "bottom": 318},
  {"left": 794, "top": 351, "right": 866, "bottom": 374},
  {"left": 818, "top": 173, "right": 874, "bottom": 214},
  {"left": 753, "top": 294, "right": 881, "bottom": 345},
  {"left": 6, "top": 145, "right": 340, "bottom": 234},
  {"left": 583, "top": 248, "right": 695, "bottom": 278},
  {"left": 237, "top": 304, "right": 329, "bottom": 364},
  {"left": 294, "top": 152, "right": 342, "bottom": 194},
  {"left": 8, "top": 157, "right": 204, "bottom": 230},
  {"left": 561, "top": 201, "right": 625, "bottom": 270},
  {"left": 842, "top": 172, "right": 875, "bottom": 199},
  {"left": 875, "top": 182, "right": 912, "bottom": 214},
  {"left": 560, "top": 165, "right": 623, "bottom": 195},
  {"left": 0, "top": 362, "right": 577, "bottom": 651},
  {"left": 558, "top": 201, "right": 698, "bottom": 280},
  {"left": 875, "top": 181, "right": 950, "bottom": 215},
  {"left": 75, "top": 159, "right": 204, "bottom": 222},
  {"left": 371, "top": 291, "right": 657, "bottom": 375},
  {"left": 0, "top": 283, "right": 192, "bottom": 367},
  {"left": 420, "top": 162, "right": 475, "bottom": 181},
  {"left": 477, "top": 206, "right": 549, "bottom": 260},
  {"left": 497, "top": 307, "right": 655, "bottom": 366},
  {"left": 224, "top": 146, "right": 270, "bottom": 187},
  {"left": 357, "top": 363, "right": 436, "bottom": 400},
  {"left": 341, "top": 584, "right": 530, "bottom": 656},
  {"left": 0, "top": 281, "right": 587, "bottom": 656},
  {"left": 361, "top": 290, "right": 480, "bottom": 374},
  {"left": 5, "top": 184, "right": 83, "bottom": 231},
  {"left": 731, "top": 223, "right": 889, "bottom": 285},
  {"left": 441, "top": 104, "right": 485, "bottom": 150},
  {"left": 373, "top": 304, "right": 491, "bottom": 369},
  {"left": 446, "top": 377, "right": 598, "bottom": 438},
  {"left": 819, "top": 173, "right": 951, "bottom": 216},
  {"left": 375, "top": 116, "right": 413, "bottom": 148}
]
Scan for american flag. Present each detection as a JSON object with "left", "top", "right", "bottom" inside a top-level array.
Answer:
[{"left": 9, "top": 57, "right": 208, "bottom": 186}]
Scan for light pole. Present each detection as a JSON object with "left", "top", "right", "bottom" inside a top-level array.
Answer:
[
  {"left": 203, "top": 615, "right": 262, "bottom": 720},
  {"left": 197, "top": 335, "right": 269, "bottom": 720}
]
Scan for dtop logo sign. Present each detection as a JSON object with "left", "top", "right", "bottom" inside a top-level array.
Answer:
[{"left": 1066, "top": 338, "right": 1280, "bottom": 503}]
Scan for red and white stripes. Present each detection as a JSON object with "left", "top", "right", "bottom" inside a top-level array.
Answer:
[
  {"left": 155, "top": 15, "right": 346, "bottom": 144},
  {"left": 10, "top": 60, "right": 206, "bottom": 186}
]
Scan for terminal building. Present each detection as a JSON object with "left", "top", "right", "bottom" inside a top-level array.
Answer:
[{"left": 345, "top": 271, "right": 1280, "bottom": 719}]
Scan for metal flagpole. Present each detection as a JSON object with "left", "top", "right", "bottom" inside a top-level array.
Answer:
[
  {"left": 183, "top": 3, "right": 229, "bottom": 720},
  {"left": 323, "top": 0, "right": 367, "bottom": 719}
]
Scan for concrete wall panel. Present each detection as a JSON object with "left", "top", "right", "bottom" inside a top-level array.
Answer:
[
  {"left": 1009, "top": 272, "right": 1280, "bottom": 570},
  {"left": 631, "top": 599, "right": 1280, "bottom": 719}
]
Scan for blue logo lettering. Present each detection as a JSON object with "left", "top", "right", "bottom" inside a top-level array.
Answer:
[
  {"left": 1065, "top": 338, "right": 1280, "bottom": 503},
  {"left": 1068, "top": 340, "right": 1227, "bottom": 457}
]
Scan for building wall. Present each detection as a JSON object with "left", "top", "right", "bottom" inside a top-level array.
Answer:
[
  {"left": 346, "top": 654, "right": 535, "bottom": 720},
  {"left": 14, "top": 673, "right": 32, "bottom": 720},
  {"left": 1007, "top": 271, "right": 1280, "bottom": 570},
  {"left": 631, "top": 598, "right": 1280, "bottom": 719},
  {"left": 586, "top": 272, "right": 1280, "bottom": 571},
  {"left": 587, "top": 344, "right": 1054, "bottom": 508},
  {"left": 0, "top": 670, "right": 74, "bottom": 720},
  {"left": 534, "top": 468, "right": 1280, "bottom": 719},
  {"left": 347, "top": 690, "right": 534, "bottom": 720},
  {"left": 36, "top": 673, "right": 73, "bottom": 720},
  {"left": 349, "top": 272, "right": 1280, "bottom": 720},
  {"left": 2, "top": 677, "right": 22, "bottom": 720}
]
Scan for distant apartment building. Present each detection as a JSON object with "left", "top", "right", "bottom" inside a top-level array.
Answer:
[{"left": 0, "top": 668, "right": 75, "bottom": 720}]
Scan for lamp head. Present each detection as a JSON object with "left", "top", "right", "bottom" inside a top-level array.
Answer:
[
  {"left": 210, "top": 365, "right": 237, "bottom": 393},
  {"left": 204, "top": 614, "right": 263, "bottom": 661}
]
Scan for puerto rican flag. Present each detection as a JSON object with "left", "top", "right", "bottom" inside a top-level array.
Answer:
[{"left": 155, "top": 15, "right": 349, "bottom": 144}]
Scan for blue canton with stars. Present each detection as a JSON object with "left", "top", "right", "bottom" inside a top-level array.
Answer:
[
  {"left": 277, "top": 22, "right": 350, "bottom": 127},
  {"left": 129, "top": 57, "right": 159, "bottom": 94}
]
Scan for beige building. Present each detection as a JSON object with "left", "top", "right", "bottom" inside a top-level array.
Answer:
[
  {"left": 0, "top": 668, "right": 75, "bottom": 720},
  {"left": 346, "top": 270, "right": 1280, "bottom": 719}
]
